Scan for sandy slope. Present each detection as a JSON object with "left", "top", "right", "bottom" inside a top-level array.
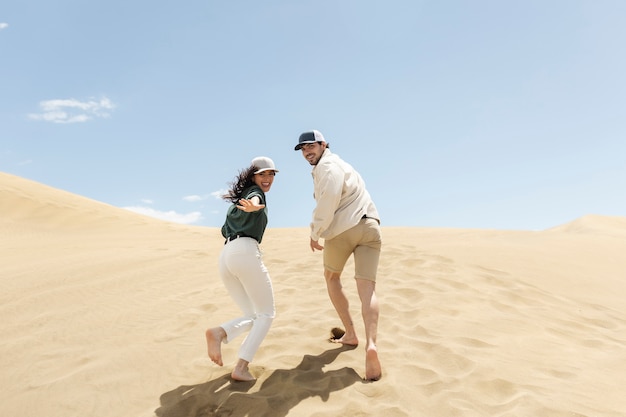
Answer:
[{"left": 1, "top": 172, "right": 625, "bottom": 417}]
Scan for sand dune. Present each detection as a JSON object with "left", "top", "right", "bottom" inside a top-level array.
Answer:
[{"left": 1, "top": 172, "right": 625, "bottom": 417}]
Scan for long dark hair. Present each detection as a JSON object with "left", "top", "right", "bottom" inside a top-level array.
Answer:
[{"left": 222, "top": 165, "right": 257, "bottom": 203}]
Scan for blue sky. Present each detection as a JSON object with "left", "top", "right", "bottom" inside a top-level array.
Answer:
[{"left": 2, "top": 1, "right": 625, "bottom": 231}]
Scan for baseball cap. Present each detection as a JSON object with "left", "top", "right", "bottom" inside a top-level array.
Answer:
[
  {"left": 251, "top": 156, "right": 279, "bottom": 174},
  {"left": 294, "top": 130, "right": 326, "bottom": 151}
]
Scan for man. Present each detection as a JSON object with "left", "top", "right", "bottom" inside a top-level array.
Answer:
[{"left": 294, "top": 129, "right": 382, "bottom": 381}]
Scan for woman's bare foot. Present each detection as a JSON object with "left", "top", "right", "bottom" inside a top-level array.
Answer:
[
  {"left": 365, "top": 345, "right": 382, "bottom": 381},
  {"left": 231, "top": 359, "right": 256, "bottom": 382},
  {"left": 205, "top": 327, "right": 226, "bottom": 366}
]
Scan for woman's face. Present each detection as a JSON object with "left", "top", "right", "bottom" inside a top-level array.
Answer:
[{"left": 253, "top": 170, "right": 276, "bottom": 193}]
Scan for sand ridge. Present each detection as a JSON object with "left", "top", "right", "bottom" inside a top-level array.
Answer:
[{"left": 1, "top": 172, "right": 625, "bottom": 416}]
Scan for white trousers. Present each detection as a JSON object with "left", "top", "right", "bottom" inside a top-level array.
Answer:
[{"left": 219, "top": 237, "right": 275, "bottom": 363}]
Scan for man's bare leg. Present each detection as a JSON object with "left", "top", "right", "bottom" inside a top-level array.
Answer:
[
  {"left": 356, "top": 278, "right": 382, "bottom": 381},
  {"left": 231, "top": 358, "right": 255, "bottom": 382},
  {"left": 205, "top": 327, "right": 226, "bottom": 366},
  {"left": 324, "top": 269, "right": 359, "bottom": 346}
]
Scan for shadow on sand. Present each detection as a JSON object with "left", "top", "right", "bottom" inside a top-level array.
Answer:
[{"left": 155, "top": 345, "right": 362, "bottom": 417}]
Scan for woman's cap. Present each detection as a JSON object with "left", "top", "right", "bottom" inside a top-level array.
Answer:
[
  {"left": 252, "top": 156, "right": 279, "bottom": 174},
  {"left": 294, "top": 130, "right": 326, "bottom": 151}
]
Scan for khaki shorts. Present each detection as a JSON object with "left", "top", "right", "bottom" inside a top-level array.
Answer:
[{"left": 323, "top": 218, "right": 382, "bottom": 281}]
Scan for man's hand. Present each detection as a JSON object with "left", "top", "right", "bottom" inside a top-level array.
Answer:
[
  {"left": 310, "top": 238, "right": 324, "bottom": 252},
  {"left": 237, "top": 198, "right": 265, "bottom": 212}
]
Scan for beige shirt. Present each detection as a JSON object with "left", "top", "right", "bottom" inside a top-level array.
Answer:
[{"left": 310, "top": 149, "right": 380, "bottom": 241}]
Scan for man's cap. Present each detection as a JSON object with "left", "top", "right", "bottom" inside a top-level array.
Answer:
[
  {"left": 251, "top": 156, "right": 279, "bottom": 174},
  {"left": 294, "top": 130, "right": 326, "bottom": 151}
]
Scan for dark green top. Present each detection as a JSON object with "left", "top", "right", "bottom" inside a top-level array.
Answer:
[{"left": 221, "top": 185, "right": 268, "bottom": 243}]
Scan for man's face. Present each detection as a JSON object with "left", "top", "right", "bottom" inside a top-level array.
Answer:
[{"left": 300, "top": 142, "right": 326, "bottom": 165}]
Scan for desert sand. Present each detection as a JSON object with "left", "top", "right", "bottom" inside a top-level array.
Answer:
[{"left": 1, "top": 171, "right": 625, "bottom": 417}]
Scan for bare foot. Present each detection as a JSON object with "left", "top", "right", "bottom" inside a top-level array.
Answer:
[
  {"left": 231, "top": 368, "right": 256, "bottom": 382},
  {"left": 205, "top": 327, "right": 225, "bottom": 366},
  {"left": 331, "top": 335, "right": 359, "bottom": 346},
  {"left": 329, "top": 327, "right": 359, "bottom": 346},
  {"left": 365, "top": 345, "right": 382, "bottom": 381},
  {"left": 231, "top": 360, "right": 256, "bottom": 382}
]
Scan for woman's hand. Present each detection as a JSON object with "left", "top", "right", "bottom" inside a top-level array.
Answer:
[{"left": 237, "top": 198, "right": 265, "bottom": 212}]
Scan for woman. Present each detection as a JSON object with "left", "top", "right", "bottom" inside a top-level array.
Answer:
[{"left": 205, "top": 156, "right": 279, "bottom": 381}]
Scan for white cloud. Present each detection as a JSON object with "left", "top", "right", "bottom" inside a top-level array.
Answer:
[
  {"left": 0, "top": 23, "right": 8, "bottom": 30},
  {"left": 183, "top": 195, "right": 205, "bottom": 202},
  {"left": 211, "top": 190, "right": 226, "bottom": 200},
  {"left": 28, "top": 97, "right": 115, "bottom": 124},
  {"left": 184, "top": 192, "right": 227, "bottom": 202},
  {"left": 123, "top": 206, "right": 203, "bottom": 225}
]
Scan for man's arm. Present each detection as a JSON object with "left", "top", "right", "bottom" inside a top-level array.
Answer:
[{"left": 310, "top": 163, "right": 343, "bottom": 242}]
